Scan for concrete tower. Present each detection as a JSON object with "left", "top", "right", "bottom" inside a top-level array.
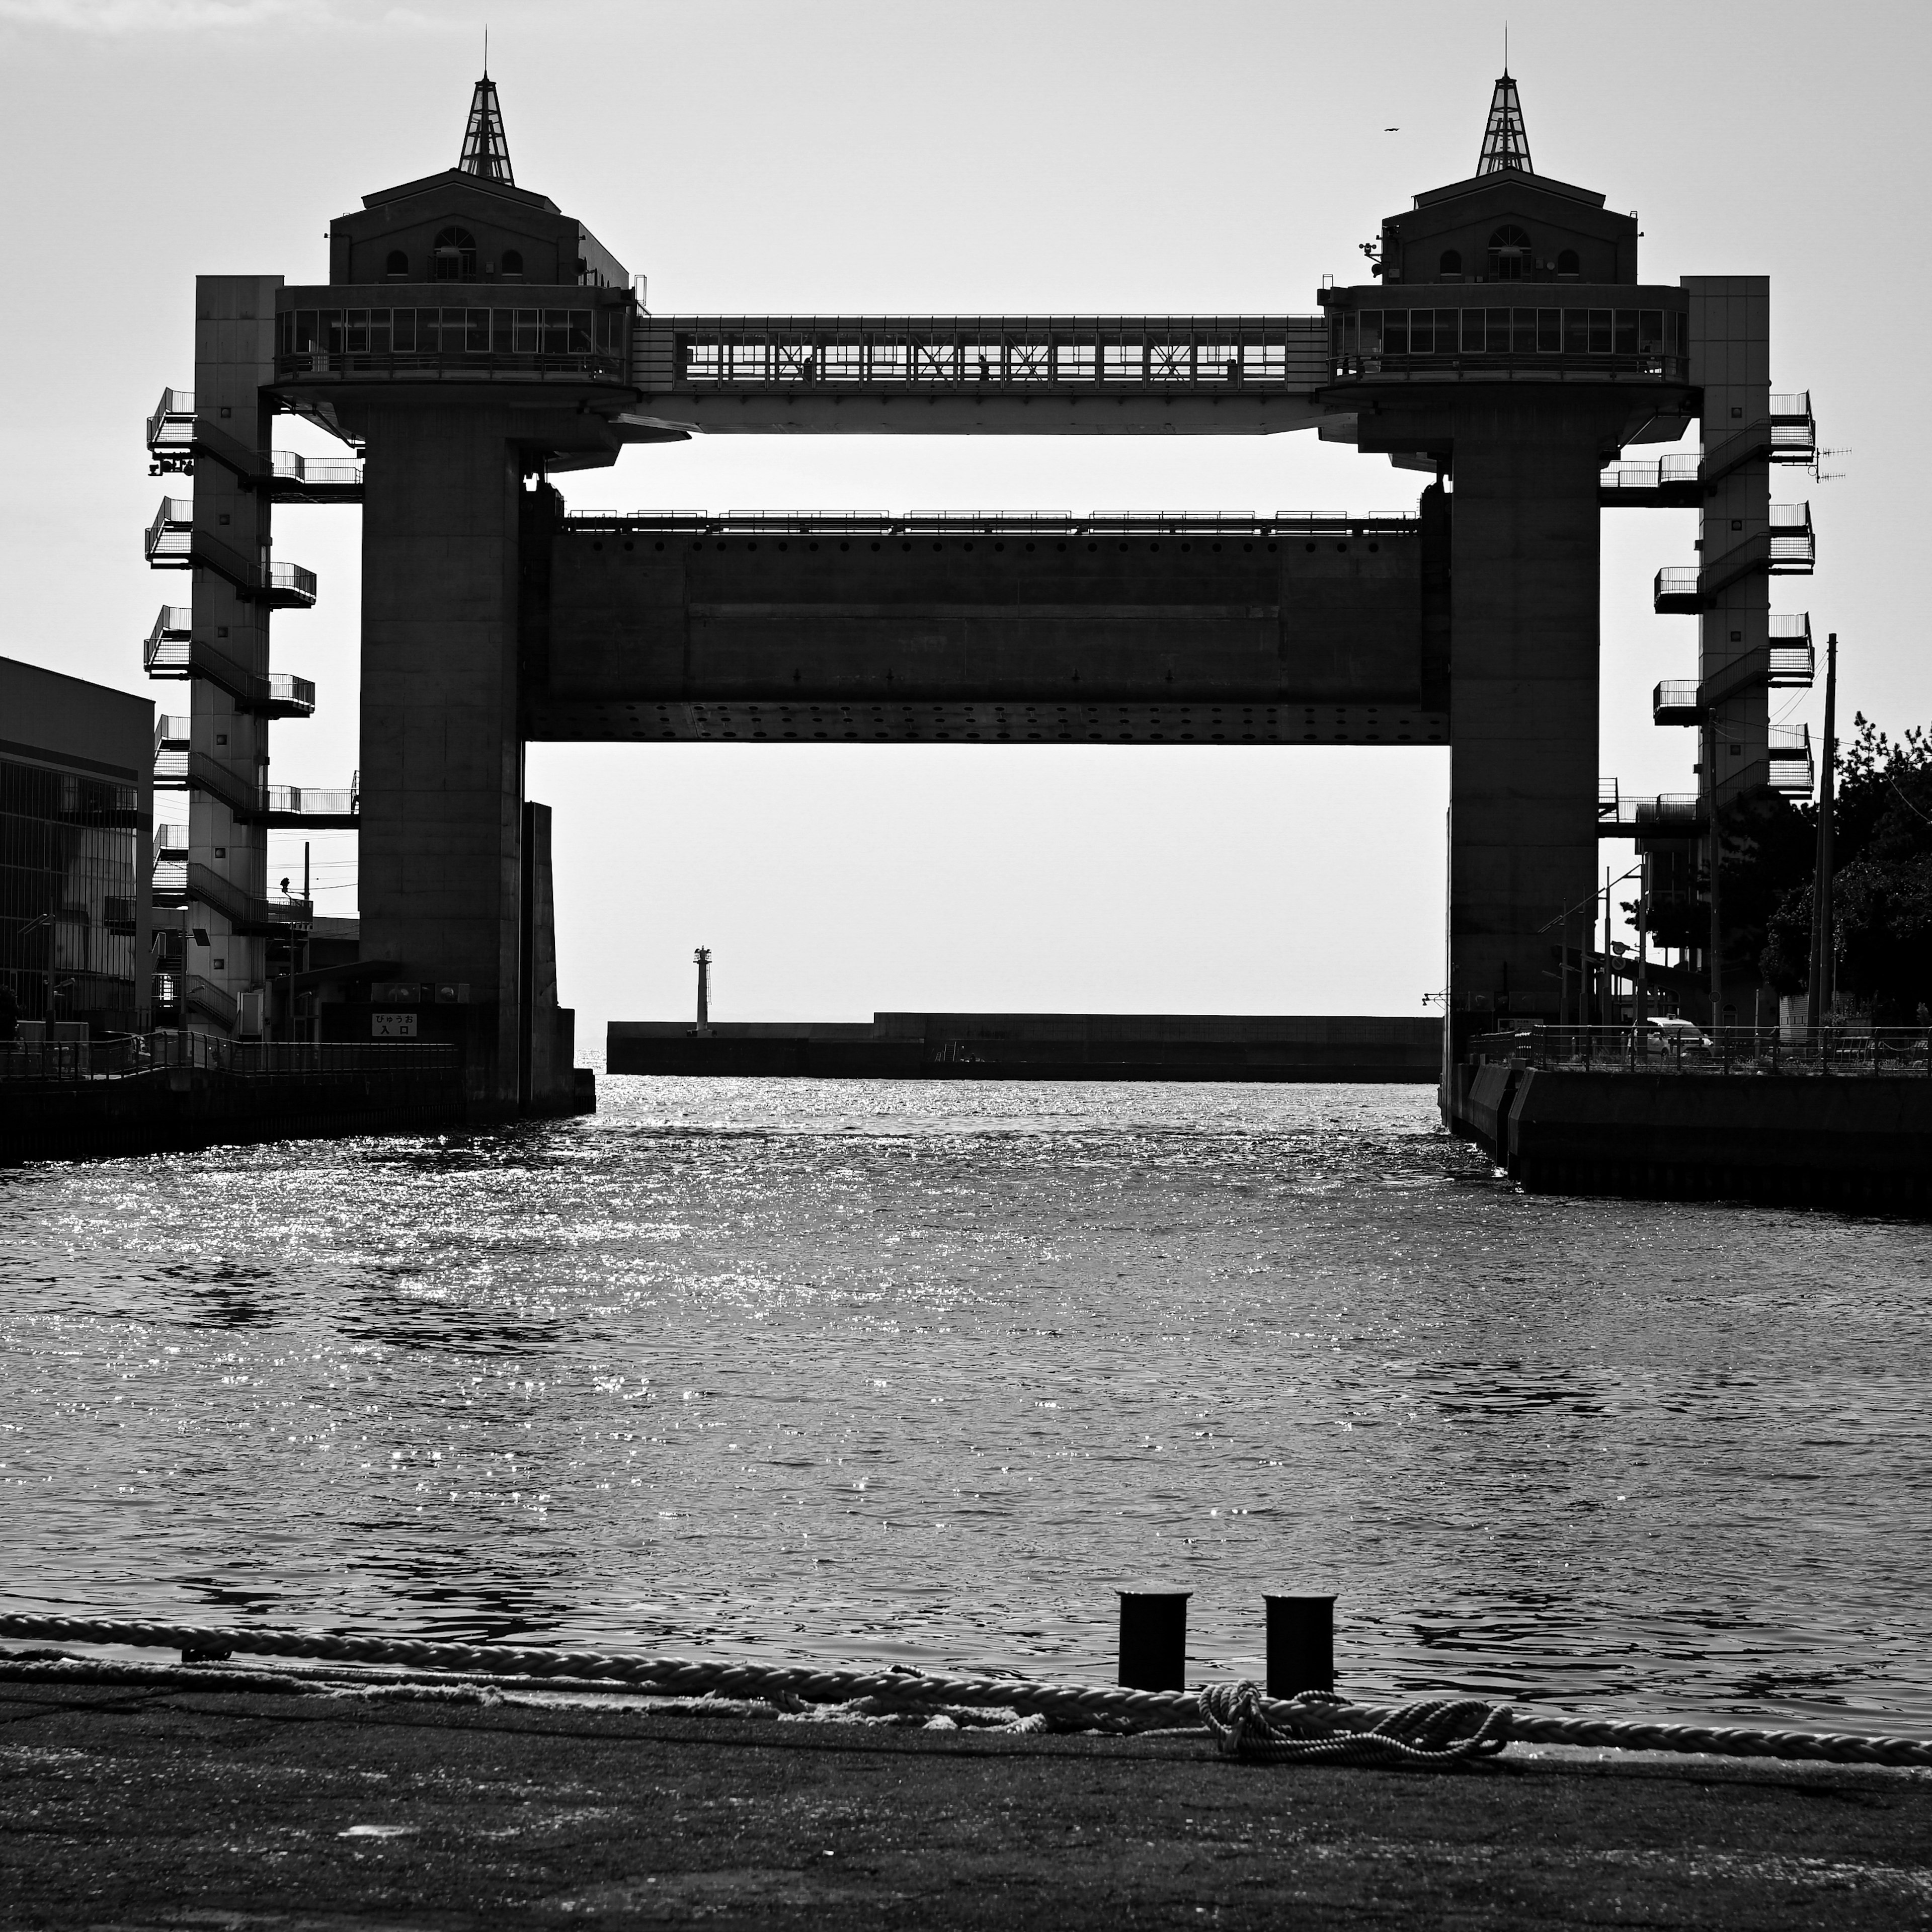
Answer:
[
  {"left": 272, "top": 77, "right": 642, "bottom": 1107},
  {"left": 1321, "top": 74, "right": 1696, "bottom": 1060}
]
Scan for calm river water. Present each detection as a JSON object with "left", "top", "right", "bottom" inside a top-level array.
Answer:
[{"left": 3, "top": 1078, "right": 1929, "bottom": 1736}]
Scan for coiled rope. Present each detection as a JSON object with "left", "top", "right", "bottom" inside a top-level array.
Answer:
[
  {"left": 5, "top": 1614, "right": 1930, "bottom": 1768},
  {"left": 1201, "top": 1683, "right": 1511, "bottom": 1767}
]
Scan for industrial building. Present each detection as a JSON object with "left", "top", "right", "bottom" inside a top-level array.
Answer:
[{"left": 0, "top": 658, "right": 152, "bottom": 1039}]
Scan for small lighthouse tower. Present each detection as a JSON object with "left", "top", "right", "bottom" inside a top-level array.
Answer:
[{"left": 692, "top": 947, "right": 712, "bottom": 1034}]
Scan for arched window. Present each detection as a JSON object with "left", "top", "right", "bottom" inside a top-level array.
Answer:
[
  {"left": 1556, "top": 248, "right": 1580, "bottom": 278},
  {"left": 384, "top": 249, "right": 409, "bottom": 278},
  {"left": 501, "top": 248, "right": 524, "bottom": 279},
  {"left": 430, "top": 226, "right": 477, "bottom": 282},
  {"left": 1439, "top": 248, "right": 1463, "bottom": 279},
  {"left": 1488, "top": 225, "right": 1532, "bottom": 281}
]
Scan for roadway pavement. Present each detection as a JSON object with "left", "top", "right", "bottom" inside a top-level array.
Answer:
[{"left": 4, "top": 1674, "right": 1930, "bottom": 1928}]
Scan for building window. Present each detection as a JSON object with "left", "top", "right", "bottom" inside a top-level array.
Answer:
[
  {"left": 1556, "top": 248, "right": 1580, "bottom": 278},
  {"left": 1488, "top": 225, "right": 1531, "bottom": 281},
  {"left": 431, "top": 226, "right": 478, "bottom": 282},
  {"left": 1438, "top": 249, "right": 1463, "bottom": 279},
  {"left": 385, "top": 250, "right": 409, "bottom": 278},
  {"left": 501, "top": 249, "right": 524, "bottom": 279}
]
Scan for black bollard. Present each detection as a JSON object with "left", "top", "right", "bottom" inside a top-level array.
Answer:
[
  {"left": 1117, "top": 1590, "right": 1189, "bottom": 1692},
  {"left": 1265, "top": 1594, "right": 1335, "bottom": 1698}
]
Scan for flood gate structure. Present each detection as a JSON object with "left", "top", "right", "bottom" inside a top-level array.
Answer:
[{"left": 146, "top": 71, "right": 1816, "bottom": 1112}]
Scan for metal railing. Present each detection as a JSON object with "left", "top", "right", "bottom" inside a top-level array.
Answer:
[
  {"left": 144, "top": 606, "right": 192, "bottom": 675},
  {"left": 1768, "top": 722, "right": 1815, "bottom": 796},
  {"left": 1767, "top": 619, "right": 1815, "bottom": 684},
  {"left": 564, "top": 509, "right": 1415, "bottom": 538},
  {"left": 142, "top": 502, "right": 317, "bottom": 606},
  {"left": 0, "top": 1036, "right": 124, "bottom": 1081},
  {"left": 142, "top": 618, "right": 315, "bottom": 713},
  {"left": 150, "top": 974, "right": 238, "bottom": 1031},
  {"left": 270, "top": 451, "right": 364, "bottom": 489},
  {"left": 266, "top": 672, "right": 316, "bottom": 714},
  {"left": 151, "top": 752, "right": 357, "bottom": 825},
  {"left": 156, "top": 862, "right": 312, "bottom": 933},
  {"left": 1600, "top": 454, "right": 1701, "bottom": 494},
  {"left": 144, "top": 497, "right": 192, "bottom": 564},
  {"left": 276, "top": 349, "right": 626, "bottom": 383},
  {"left": 1, "top": 1031, "right": 460, "bottom": 1083},
  {"left": 149, "top": 1035, "right": 461, "bottom": 1077},
  {"left": 266, "top": 781, "right": 357, "bottom": 822},
  {"left": 1598, "top": 791, "right": 1705, "bottom": 834},
  {"left": 1653, "top": 679, "right": 1700, "bottom": 720},
  {"left": 145, "top": 388, "right": 194, "bottom": 462},
  {"left": 1471, "top": 1025, "right": 1932, "bottom": 1076}
]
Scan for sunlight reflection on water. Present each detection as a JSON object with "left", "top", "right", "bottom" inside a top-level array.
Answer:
[{"left": 3, "top": 1076, "right": 1929, "bottom": 1735}]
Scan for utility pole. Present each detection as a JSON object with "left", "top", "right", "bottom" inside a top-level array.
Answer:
[
  {"left": 1635, "top": 851, "right": 1650, "bottom": 1025},
  {"left": 1706, "top": 715, "right": 1724, "bottom": 1031},
  {"left": 1806, "top": 631, "right": 1839, "bottom": 1032},
  {"left": 693, "top": 946, "right": 713, "bottom": 1034}
]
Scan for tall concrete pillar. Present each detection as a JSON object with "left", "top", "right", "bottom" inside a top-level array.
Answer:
[
  {"left": 1364, "top": 391, "right": 1632, "bottom": 1069},
  {"left": 355, "top": 399, "right": 526, "bottom": 1105},
  {"left": 1447, "top": 394, "right": 1617, "bottom": 1030}
]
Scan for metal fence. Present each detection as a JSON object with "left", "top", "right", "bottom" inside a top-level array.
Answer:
[
  {"left": 1470, "top": 1026, "right": 1932, "bottom": 1076},
  {"left": 564, "top": 509, "right": 1415, "bottom": 539},
  {"left": 0, "top": 1032, "right": 460, "bottom": 1083}
]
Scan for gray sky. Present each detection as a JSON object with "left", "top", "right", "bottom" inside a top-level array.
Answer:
[{"left": 1, "top": 0, "right": 1919, "bottom": 1032}]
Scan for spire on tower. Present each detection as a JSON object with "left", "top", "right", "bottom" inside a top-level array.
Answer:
[
  {"left": 458, "top": 74, "right": 515, "bottom": 185},
  {"left": 1476, "top": 72, "right": 1533, "bottom": 176}
]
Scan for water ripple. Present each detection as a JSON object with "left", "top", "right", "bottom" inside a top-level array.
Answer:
[{"left": 1, "top": 1077, "right": 1928, "bottom": 1735}]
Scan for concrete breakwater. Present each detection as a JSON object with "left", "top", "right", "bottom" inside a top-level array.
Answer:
[
  {"left": 1455, "top": 1061, "right": 1932, "bottom": 1210},
  {"left": 607, "top": 1013, "right": 1440, "bottom": 1083}
]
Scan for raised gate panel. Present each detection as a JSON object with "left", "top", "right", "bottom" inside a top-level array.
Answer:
[{"left": 534, "top": 527, "right": 1428, "bottom": 725}]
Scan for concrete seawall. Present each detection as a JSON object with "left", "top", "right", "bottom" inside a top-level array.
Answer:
[
  {"left": 0, "top": 1061, "right": 594, "bottom": 1165},
  {"left": 607, "top": 1014, "right": 1442, "bottom": 1083},
  {"left": 1459, "top": 1066, "right": 1932, "bottom": 1210}
]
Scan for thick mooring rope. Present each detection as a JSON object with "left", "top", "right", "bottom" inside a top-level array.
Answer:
[{"left": 5, "top": 1614, "right": 1930, "bottom": 1768}]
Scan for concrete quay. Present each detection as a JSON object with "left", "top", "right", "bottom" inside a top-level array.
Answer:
[
  {"left": 0, "top": 1048, "right": 592, "bottom": 1165},
  {"left": 1454, "top": 1061, "right": 1932, "bottom": 1209},
  {"left": 4, "top": 1673, "right": 1929, "bottom": 1929},
  {"left": 607, "top": 1013, "right": 1441, "bottom": 1083}
]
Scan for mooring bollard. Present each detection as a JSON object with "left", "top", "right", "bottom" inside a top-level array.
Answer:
[
  {"left": 1117, "top": 1590, "right": 1189, "bottom": 1692},
  {"left": 1265, "top": 1593, "right": 1336, "bottom": 1698}
]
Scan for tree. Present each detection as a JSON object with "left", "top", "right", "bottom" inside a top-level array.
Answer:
[
  {"left": 1759, "top": 714, "right": 1932, "bottom": 1019},
  {"left": 1633, "top": 784, "right": 1811, "bottom": 976}
]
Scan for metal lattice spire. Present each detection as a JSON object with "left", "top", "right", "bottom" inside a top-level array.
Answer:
[
  {"left": 458, "top": 74, "right": 515, "bottom": 185},
  {"left": 1477, "top": 73, "right": 1533, "bottom": 175}
]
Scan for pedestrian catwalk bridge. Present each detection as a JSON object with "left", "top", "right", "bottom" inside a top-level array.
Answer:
[{"left": 617, "top": 315, "right": 1334, "bottom": 435}]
